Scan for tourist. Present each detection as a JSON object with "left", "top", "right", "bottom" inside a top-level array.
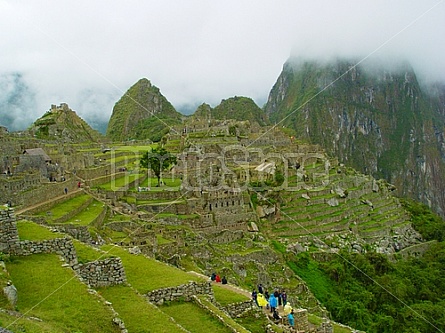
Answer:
[
  {"left": 278, "top": 289, "right": 282, "bottom": 307},
  {"left": 258, "top": 283, "right": 263, "bottom": 294},
  {"left": 264, "top": 289, "right": 270, "bottom": 309},
  {"left": 222, "top": 276, "right": 227, "bottom": 284},
  {"left": 273, "top": 309, "right": 281, "bottom": 322},
  {"left": 284, "top": 302, "right": 293, "bottom": 316},
  {"left": 282, "top": 290, "right": 287, "bottom": 306},
  {"left": 210, "top": 272, "right": 216, "bottom": 281},
  {"left": 257, "top": 292, "right": 268, "bottom": 308},
  {"left": 288, "top": 309, "right": 295, "bottom": 328},
  {"left": 269, "top": 292, "right": 278, "bottom": 313},
  {"left": 64, "top": 187, "right": 68, "bottom": 194},
  {"left": 251, "top": 290, "right": 258, "bottom": 306},
  {"left": 215, "top": 274, "right": 221, "bottom": 283}
]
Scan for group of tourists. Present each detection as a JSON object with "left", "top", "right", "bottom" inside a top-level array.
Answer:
[
  {"left": 210, "top": 272, "right": 227, "bottom": 284},
  {"left": 252, "top": 283, "right": 295, "bottom": 328}
]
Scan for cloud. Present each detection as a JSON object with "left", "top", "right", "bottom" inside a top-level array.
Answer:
[
  {"left": 0, "top": 0, "right": 443, "bottom": 131},
  {"left": 0, "top": 72, "right": 36, "bottom": 131}
]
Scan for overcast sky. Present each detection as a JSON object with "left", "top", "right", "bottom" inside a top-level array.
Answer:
[{"left": 1, "top": 0, "right": 444, "bottom": 132}]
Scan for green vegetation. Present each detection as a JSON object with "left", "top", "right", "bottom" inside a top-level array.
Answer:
[
  {"left": 106, "top": 78, "right": 182, "bottom": 142},
  {"left": 212, "top": 96, "right": 269, "bottom": 126},
  {"left": 6, "top": 254, "right": 119, "bottom": 333},
  {"left": 290, "top": 220, "right": 445, "bottom": 333},
  {"left": 37, "top": 194, "right": 91, "bottom": 222},
  {"left": 100, "top": 245, "right": 203, "bottom": 293},
  {"left": 64, "top": 200, "right": 105, "bottom": 225},
  {"left": 162, "top": 301, "right": 232, "bottom": 332},
  {"left": 97, "top": 173, "right": 144, "bottom": 190},
  {"left": 16, "top": 220, "right": 63, "bottom": 240},
  {"left": 212, "top": 284, "right": 250, "bottom": 306},
  {"left": 402, "top": 199, "right": 445, "bottom": 241},
  {"left": 140, "top": 146, "right": 177, "bottom": 186},
  {"left": 97, "top": 285, "right": 181, "bottom": 332}
]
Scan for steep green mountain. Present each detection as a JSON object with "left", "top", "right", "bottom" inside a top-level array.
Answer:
[
  {"left": 106, "top": 78, "right": 182, "bottom": 142},
  {"left": 265, "top": 58, "right": 445, "bottom": 218},
  {"left": 28, "top": 103, "right": 103, "bottom": 143},
  {"left": 193, "top": 96, "right": 269, "bottom": 126}
]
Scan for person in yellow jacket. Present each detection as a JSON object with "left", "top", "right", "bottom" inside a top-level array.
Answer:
[
  {"left": 257, "top": 293, "right": 268, "bottom": 307},
  {"left": 283, "top": 302, "right": 293, "bottom": 316}
]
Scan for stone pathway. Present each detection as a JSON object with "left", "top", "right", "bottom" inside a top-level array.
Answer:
[{"left": 187, "top": 270, "right": 252, "bottom": 298}]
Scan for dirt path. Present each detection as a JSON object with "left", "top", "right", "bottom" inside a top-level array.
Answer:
[{"left": 187, "top": 270, "right": 251, "bottom": 298}]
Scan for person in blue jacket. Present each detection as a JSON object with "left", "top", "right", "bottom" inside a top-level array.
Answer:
[
  {"left": 288, "top": 309, "right": 295, "bottom": 327},
  {"left": 269, "top": 293, "right": 278, "bottom": 313}
]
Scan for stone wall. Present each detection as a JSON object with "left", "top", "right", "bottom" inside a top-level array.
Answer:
[
  {"left": 294, "top": 308, "right": 309, "bottom": 332},
  {"left": 77, "top": 257, "right": 126, "bottom": 287},
  {"left": 0, "top": 208, "right": 127, "bottom": 288},
  {"left": 53, "top": 225, "right": 94, "bottom": 244},
  {"left": 14, "top": 179, "right": 78, "bottom": 209},
  {"left": 13, "top": 238, "right": 78, "bottom": 266},
  {"left": 223, "top": 300, "right": 256, "bottom": 318},
  {"left": 0, "top": 208, "right": 19, "bottom": 253},
  {"left": 146, "top": 281, "right": 212, "bottom": 305}
]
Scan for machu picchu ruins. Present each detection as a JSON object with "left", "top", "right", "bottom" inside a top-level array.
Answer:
[{"left": 0, "top": 74, "right": 444, "bottom": 333}]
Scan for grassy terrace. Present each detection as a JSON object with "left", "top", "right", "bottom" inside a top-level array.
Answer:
[
  {"left": 97, "top": 285, "right": 182, "bottom": 333},
  {"left": 112, "top": 145, "right": 156, "bottom": 152},
  {"left": 161, "top": 302, "right": 233, "bottom": 333},
  {"left": 97, "top": 173, "right": 145, "bottom": 190},
  {"left": 64, "top": 199, "right": 105, "bottom": 225},
  {"left": 6, "top": 254, "right": 119, "bottom": 333},
  {"left": 35, "top": 193, "right": 91, "bottom": 221},
  {"left": 133, "top": 176, "right": 182, "bottom": 190},
  {"left": 100, "top": 244, "right": 204, "bottom": 293},
  {"left": 17, "top": 220, "right": 63, "bottom": 240},
  {"left": 212, "top": 284, "right": 250, "bottom": 306}
]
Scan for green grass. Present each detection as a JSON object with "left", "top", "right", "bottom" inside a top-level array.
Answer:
[
  {"left": 212, "top": 284, "right": 250, "bottom": 306},
  {"left": 36, "top": 194, "right": 91, "bottom": 221},
  {"left": 64, "top": 200, "right": 105, "bottom": 226},
  {"left": 196, "top": 296, "right": 252, "bottom": 333},
  {"left": 6, "top": 254, "right": 119, "bottom": 333},
  {"left": 136, "top": 176, "right": 182, "bottom": 189},
  {"left": 0, "top": 311, "right": 66, "bottom": 332},
  {"left": 161, "top": 302, "right": 232, "bottom": 333},
  {"left": 97, "top": 284, "right": 182, "bottom": 332},
  {"left": 156, "top": 234, "right": 173, "bottom": 245},
  {"left": 98, "top": 173, "right": 145, "bottom": 190},
  {"left": 288, "top": 259, "right": 333, "bottom": 304},
  {"left": 73, "top": 239, "right": 115, "bottom": 264},
  {"left": 16, "top": 220, "right": 63, "bottom": 240},
  {"left": 100, "top": 245, "right": 203, "bottom": 293},
  {"left": 112, "top": 145, "right": 156, "bottom": 152}
]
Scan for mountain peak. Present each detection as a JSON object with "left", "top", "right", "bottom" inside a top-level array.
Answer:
[{"left": 106, "top": 78, "right": 181, "bottom": 142}]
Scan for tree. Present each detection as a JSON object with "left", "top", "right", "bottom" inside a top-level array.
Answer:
[{"left": 140, "top": 147, "right": 177, "bottom": 186}]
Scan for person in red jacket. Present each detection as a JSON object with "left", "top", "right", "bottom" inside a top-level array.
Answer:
[{"left": 215, "top": 274, "right": 221, "bottom": 283}]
